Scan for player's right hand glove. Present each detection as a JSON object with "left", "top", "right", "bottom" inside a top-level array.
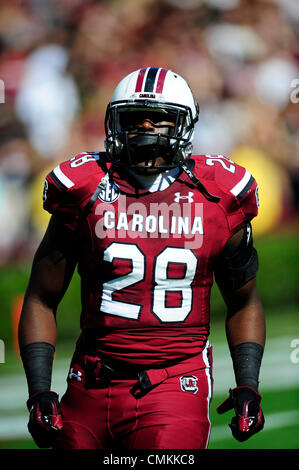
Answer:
[
  {"left": 27, "top": 391, "right": 63, "bottom": 448},
  {"left": 216, "top": 386, "right": 264, "bottom": 442}
]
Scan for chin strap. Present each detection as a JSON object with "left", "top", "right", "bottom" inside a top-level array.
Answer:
[{"left": 181, "top": 162, "right": 221, "bottom": 203}]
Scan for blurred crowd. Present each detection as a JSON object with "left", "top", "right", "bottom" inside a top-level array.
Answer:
[{"left": 0, "top": 0, "right": 298, "bottom": 266}]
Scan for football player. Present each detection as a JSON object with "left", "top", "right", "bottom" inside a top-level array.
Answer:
[{"left": 19, "top": 67, "right": 265, "bottom": 449}]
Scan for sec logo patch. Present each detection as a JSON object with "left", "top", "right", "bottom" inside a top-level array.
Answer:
[{"left": 98, "top": 180, "right": 120, "bottom": 203}]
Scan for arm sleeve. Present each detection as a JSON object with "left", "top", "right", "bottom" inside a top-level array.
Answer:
[
  {"left": 43, "top": 166, "right": 80, "bottom": 232},
  {"left": 216, "top": 160, "right": 260, "bottom": 234},
  {"left": 214, "top": 223, "right": 259, "bottom": 291},
  {"left": 233, "top": 172, "right": 259, "bottom": 224}
]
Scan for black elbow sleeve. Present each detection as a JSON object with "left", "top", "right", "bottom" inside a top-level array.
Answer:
[{"left": 214, "top": 223, "right": 259, "bottom": 291}]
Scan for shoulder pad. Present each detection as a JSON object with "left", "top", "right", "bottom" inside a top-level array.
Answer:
[
  {"left": 191, "top": 154, "right": 259, "bottom": 231},
  {"left": 43, "top": 152, "right": 108, "bottom": 229},
  {"left": 47, "top": 152, "right": 107, "bottom": 191}
]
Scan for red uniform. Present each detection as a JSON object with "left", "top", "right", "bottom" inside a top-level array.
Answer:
[{"left": 43, "top": 152, "right": 258, "bottom": 449}]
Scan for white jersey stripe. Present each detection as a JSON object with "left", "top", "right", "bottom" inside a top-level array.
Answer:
[
  {"left": 202, "top": 341, "right": 213, "bottom": 449},
  {"left": 230, "top": 169, "right": 251, "bottom": 197},
  {"left": 53, "top": 165, "right": 75, "bottom": 189}
]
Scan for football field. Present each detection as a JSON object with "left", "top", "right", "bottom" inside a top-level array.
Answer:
[{"left": 209, "top": 329, "right": 299, "bottom": 449}]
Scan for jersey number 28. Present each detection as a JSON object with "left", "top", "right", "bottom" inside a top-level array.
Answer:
[{"left": 100, "top": 242, "right": 198, "bottom": 323}]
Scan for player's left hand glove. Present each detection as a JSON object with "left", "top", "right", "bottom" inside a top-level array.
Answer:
[
  {"left": 27, "top": 391, "right": 63, "bottom": 448},
  {"left": 216, "top": 386, "right": 265, "bottom": 442}
]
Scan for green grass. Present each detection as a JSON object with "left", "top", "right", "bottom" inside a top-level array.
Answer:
[
  {"left": 210, "top": 398, "right": 299, "bottom": 449},
  {"left": 210, "top": 233, "right": 299, "bottom": 310},
  {"left": 209, "top": 387, "right": 299, "bottom": 449},
  {"left": 0, "top": 439, "right": 39, "bottom": 450},
  {"left": 210, "top": 423, "right": 299, "bottom": 450}
]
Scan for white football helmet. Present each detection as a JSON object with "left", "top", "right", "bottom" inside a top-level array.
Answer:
[{"left": 104, "top": 67, "right": 199, "bottom": 170}]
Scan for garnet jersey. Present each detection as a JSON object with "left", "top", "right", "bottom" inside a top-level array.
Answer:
[{"left": 43, "top": 153, "right": 259, "bottom": 366}]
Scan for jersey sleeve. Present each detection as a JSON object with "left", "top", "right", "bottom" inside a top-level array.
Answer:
[
  {"left": 194, "top": 155, "right": 259, "bottom": 234},
  {"left": 43, "top": 164, "right": 79, "bottom": 231},
  {"left": 227, "top": 165, "right": 259, "bottom": 225},
  {"left": 43, "top": 152, "right": 105, "bottom": 231}
]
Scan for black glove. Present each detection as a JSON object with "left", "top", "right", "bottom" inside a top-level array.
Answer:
[
  {"left": 216, "top": 386, "right": 264, "bottom": 442},
  {"left": 27, "top": 391, "right": 63, "bottom": 448}
]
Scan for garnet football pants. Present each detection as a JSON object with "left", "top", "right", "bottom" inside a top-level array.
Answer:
[{"left": 55, "top": 346, "right": 213, "bottom": 449}]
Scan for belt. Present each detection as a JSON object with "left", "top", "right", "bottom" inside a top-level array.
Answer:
[
  {"left": 78, "top": 330, "right": 210, "bottom": 398},
  {"left": 84, "top": 352, "right": 206, "bottom": 399}
]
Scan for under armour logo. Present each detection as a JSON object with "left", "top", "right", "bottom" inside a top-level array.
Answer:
[
  {"left": 174, "top": 192, "right": 194, "bottom": 203},
  {"left": 68, "top": 368, "right": 82, "bottom": 382}
]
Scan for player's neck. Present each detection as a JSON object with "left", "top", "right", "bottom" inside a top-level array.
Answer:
[{"left": 128, "top": 167, "right": 180, "bottom": 193}]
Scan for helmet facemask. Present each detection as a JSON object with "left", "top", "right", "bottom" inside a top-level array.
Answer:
[{"left": 105, "top": 100, "right": 196, "bottom": 172}]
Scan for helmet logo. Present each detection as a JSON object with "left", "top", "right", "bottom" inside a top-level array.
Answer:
[{"left": 139, "top": 93, "right": 156, "bottom": 99}]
